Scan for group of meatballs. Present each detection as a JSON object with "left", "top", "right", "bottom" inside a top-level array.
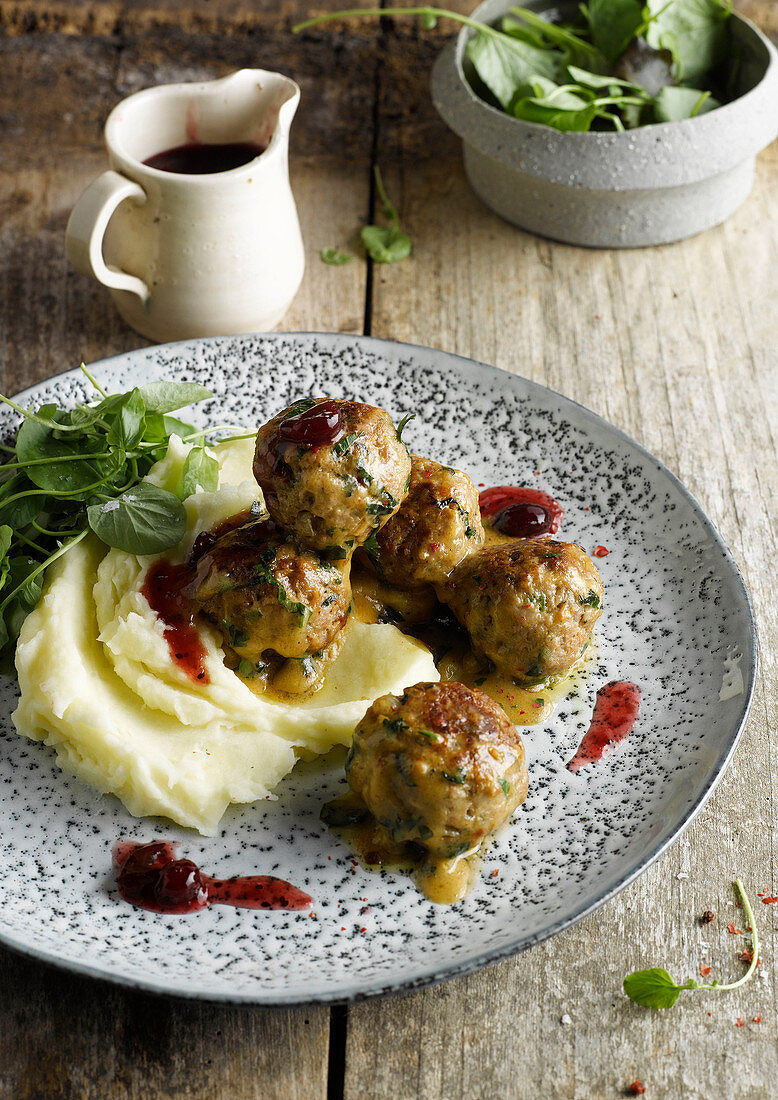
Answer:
[{"left": 188, "top": 396, "right": 604, "bottom": 899}]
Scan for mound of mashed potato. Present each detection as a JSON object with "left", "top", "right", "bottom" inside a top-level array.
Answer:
[{"left": 13, "top": 436, "right": 438, "bottom": 834}]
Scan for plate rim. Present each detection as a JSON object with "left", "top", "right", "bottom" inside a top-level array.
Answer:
[{"left": 0, "top": 331, "right": 758, "bottom": 1005}]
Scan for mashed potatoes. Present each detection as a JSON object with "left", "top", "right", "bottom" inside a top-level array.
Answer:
[{"left": 13, "top": 436, "right": 438, "bottom": 834}]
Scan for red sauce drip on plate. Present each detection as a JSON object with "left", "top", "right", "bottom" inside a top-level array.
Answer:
[
  {"left": 566, "top": 681, "right": 641, "bottom": 772},
  {"left": 113, "top": 842, "right": 313, "bottom": 914},
  {"left": 141, "top": 561, "right": 208, "bottom": 684},
  {"left": 479, "top": 486, "right": 564, "bottom": 537}
]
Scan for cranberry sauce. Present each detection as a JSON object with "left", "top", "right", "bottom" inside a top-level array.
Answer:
[
  {"left": 143, "top": 141, "right": 266, "bottom": 175},
  {"left": 254, "top": 399, "right": 347, "bottom": 487},
  {"left": 141, "top": 561, "right": 208, "bottom": 684},
  {"left": 114, "top": 841, "right": 313, "bottom": 914},
  {"left": 479, "top": 486, "right": 564, "bottom": 538},
  {"left": 566, "top": 681, "right": 641, "bottom": 772},
  {"left": 278, "top": 399, "right": 345, "bottom": 446}
]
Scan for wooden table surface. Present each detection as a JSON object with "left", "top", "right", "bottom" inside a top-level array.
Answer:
[{"left": 0, "top": 2, "right": 776, "bottom": 1097}]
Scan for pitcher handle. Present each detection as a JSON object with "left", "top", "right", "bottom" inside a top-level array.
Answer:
[{"left": 65, "top": 171, "right": 150, "bottom": 303}]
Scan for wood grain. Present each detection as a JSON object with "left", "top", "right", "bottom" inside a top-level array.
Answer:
[
  {"left": 348, "top": 3, "right": 778, "bottom": 1097},
  {"left": 0, "top": 0, "right": 776, "bottom": 1097}
]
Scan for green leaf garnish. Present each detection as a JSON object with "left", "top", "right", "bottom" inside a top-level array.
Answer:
[
  {"left": 624, "top": 880, "right": 761, "bottom": 1010},
  {"left": 321, "top": 247, "right": 354, "bottom": 265},
  {"left": 0, "top": 370, "right": 214, "bottom": 652},
  {"left": 361, "top": 166, "right": 412, "bottom": 264}
]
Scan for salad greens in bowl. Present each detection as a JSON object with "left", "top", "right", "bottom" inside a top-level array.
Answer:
[{"left": 430, "top": 0, "right": 778, "bottom": 245}]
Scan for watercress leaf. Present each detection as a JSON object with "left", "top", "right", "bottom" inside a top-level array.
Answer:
[
  {"left": 361, "top": 225, "right": 412, "bottom": 264},
  {"left": 16, "top": 413, "right": 112, "bottom": 494},
  {"left": 176, "top": 446, "right": 219, "bottom": 500},
  {"left": 466, "top": 26, "right": 562, "bottom": 110},
  {"left": 511, "top": 81, "right": 600, "bottom": 130},
  {"left": 582, "top": 0, "right": 645, "bottom": 66},
  {"left": 0, "top": 475, "right": 45, "bottom": 529},
  {"left": 105, "top": 388, "right": 146, "bottom": 451},
  {"left": 566, "top": 64, "right": 644, "bottom": 93},
  {"left": 653, "top": 85, "right": 719, "bottom": 120},
  {"left": 504, "top": 8, "right": 605, "bottom": 69},
  {"left": 136, "top": 381, "right": 212, "bottom": 415},
  {"left": 87, "top": 482, "right": 187, "bottom": 554},
  {"left": 623, "top": 968, "right": 686, "bottom": 1009},
  {"left": 0, "top": 524, "right": 12, "bottom": 562},
  {"left": 645, "top": 0, "right": 730, "bottom": 86},
  {"left": 321, "top": 247, "right": 354, "bottom": 265}
]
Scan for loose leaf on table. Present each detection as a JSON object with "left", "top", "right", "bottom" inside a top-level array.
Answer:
[
  {"left": 623, "top": 880, "right": 761, "bottom": 1010},
  {"left": 321, "top": 247, "right": 353, "bottom": 265},
  {"left": 361, "top": 165, "right": 412, "bottom": 264},
  {"left": 87, "top": 482, "right": 188, "bottom": 555}
]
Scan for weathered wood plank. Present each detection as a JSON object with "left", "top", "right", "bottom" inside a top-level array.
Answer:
[
  {"left": 0, "top": 9, "right": 373, "bottom": 1099},
  {"left": 343, "top": 1, "right": 778, "bottom": 1097}
]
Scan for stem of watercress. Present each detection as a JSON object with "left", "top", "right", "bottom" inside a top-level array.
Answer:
[
  {"left": 623, "top": 879, "right": 761, "bottom": 1010},
  {"left": 293, "top": 6, "right": 503, "bottom": 39}
]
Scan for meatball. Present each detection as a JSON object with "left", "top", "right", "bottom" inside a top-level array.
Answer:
[
  {"left": 253, "top": 397, "right": 412, "bottom": 552},
  {"left": 188, "top": 516, "right": 351, "bottom": 665},
  {"left": 441, "top": 539, "right": 603, "bottom": 684},
  {"left": 346, "top": 681, "right": 528, "bottom": 867},
  {"left": 371, "top": 455, "right": 485, "bottom": 588}
]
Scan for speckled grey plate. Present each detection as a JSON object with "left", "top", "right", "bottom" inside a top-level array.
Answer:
[{"left": 0, "top": 333, "right": 755, "bottom": 1003}]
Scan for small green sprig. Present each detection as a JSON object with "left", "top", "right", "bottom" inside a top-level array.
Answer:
[
  {"left": 362, "top": 165, "right": 412, "bottom": 264},
  {"left": 624, "top": 880, "right": 761, "bottom": 1010}
]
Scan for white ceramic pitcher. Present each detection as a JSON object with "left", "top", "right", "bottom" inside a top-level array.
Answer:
[{"left": 66, "top": 69, "right": 305, "bottom": 342}]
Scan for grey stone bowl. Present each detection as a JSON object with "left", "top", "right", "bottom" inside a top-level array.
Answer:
[{"left": 431, "top": 0, "right": 778, "bottom": 247}]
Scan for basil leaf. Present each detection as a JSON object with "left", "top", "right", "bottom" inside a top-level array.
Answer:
[
  {"left": 176, "top": 446, "right": 219, "bottom": 499},
  {"left": 87, "top": 483, "right": 187, "bottom": 554},
  {"left": 321, "top": 247, "right": 353, "bottom": 265},
  {"left": 361, "top": 225, "right": 412, "bottom": 264},
  {"left": 137, "top": 381, "right": 212, "bottom": 415}
]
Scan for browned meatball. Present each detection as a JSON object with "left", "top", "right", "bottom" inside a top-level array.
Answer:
[
  {"left": 346, "top": 681, "right": 528, "bottom": 866},
  {"left": 370, "top": 455, "right": 485, "bottom": 588},
  {"left": 188, "top": 516, "right": 351, "bottom": 666},
  {"left": 442, "top": 540, "right": 603, "bottom": 684},
  {"left": 253, "top": 398, "right": 412, "bottom": 552}
]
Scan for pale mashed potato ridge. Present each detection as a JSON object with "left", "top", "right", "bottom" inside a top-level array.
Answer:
[{"left": 13, "top": 435, "right": 438, "bottom": 835}]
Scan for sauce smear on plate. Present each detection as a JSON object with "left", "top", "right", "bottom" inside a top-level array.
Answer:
[
  {"left": 566, "top": 681, "right": 641, "bottom": 772},
  {"left": 479, "top": 486, "right": 563, "bottom": 537},
  {"left": 114, "top": 841, "right": 313, "bottom": 913}
]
